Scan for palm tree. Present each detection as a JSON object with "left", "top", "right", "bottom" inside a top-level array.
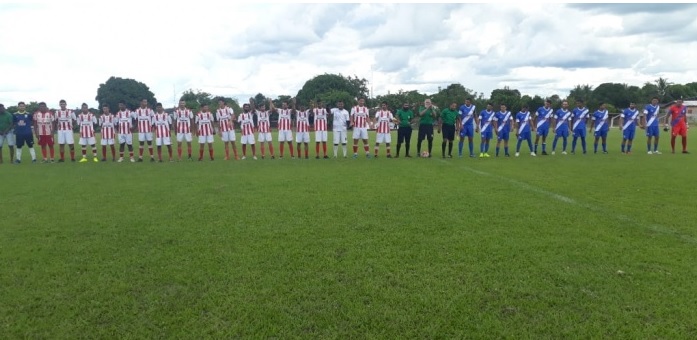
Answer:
[{"left": 655, "top": 77, "right": 672, "bottom": 102}]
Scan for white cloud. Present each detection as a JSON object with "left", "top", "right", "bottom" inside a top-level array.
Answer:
[{"left": 1, "top": 2, "right": 696, "bottom": 109}]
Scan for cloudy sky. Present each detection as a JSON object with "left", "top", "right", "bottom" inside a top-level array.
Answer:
[{"left": 1, "top": 2, "right": 697, "bottom": 108}]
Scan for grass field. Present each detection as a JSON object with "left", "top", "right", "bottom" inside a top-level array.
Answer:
[{"left": 2, "top": 130, "right": 696, "bottom": 338}]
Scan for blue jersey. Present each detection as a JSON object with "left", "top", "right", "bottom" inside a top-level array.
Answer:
[
  {"left": 591, "top": 110, "right": 609, "bottom": 132},
  {"left": 571, "top": 107, "right": 589, "bottom": 130},
  {"left": 643, "top": 104, "right": 660, "bottom": 127},
  {"left": 13, "top": 112, "right": 33, "bottom": 135},
  {"left": 515, "top": 111, "right": 532, "bottom": 134},
  {"left": 535, "top": 106, "right": 553, "bottom": 129},
  {"left": 479, "top": 110, "right": 495, "bottom": 133},
  {"left": 554, "top": 109, "right": 572, "bottom": 132},
  {"left": 459, "top": 104, "right": 476, "bottom": 128},
  {"left": 621, "top": 108, "right": 640, "bottom": 130},
  {"left": 494, "top": 111, "right": 512, "bottom": 133}
]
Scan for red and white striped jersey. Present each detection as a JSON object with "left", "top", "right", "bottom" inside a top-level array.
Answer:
[
  {"left": 278, "top": 109, "right": 293, "bottom": 131},
  {"left": 135, "top": 108, "right": 154, "bottom": 133},
  {"left": 152, "top": 113, "right": 172, "bottom": 138},
  {"left": 216, "top": 107, "right": 235, "bottom": 132},
  {"left": 313, "top": 108, "right": 328, "bottom": 131},
  {"left": 77, "top": 113, "right": 97, "bottom": 138},
  {"left": 99, "top": 114, "right": 116, "bottom": 139},
  {"left": 256, "top": 110, "right": 271, "bottom": 133},
  {"left": 351, "top": 106, "right": 369, "bottom": 129},
  {"left": 375, "top": 110, "right": 394, "bottom": 133},
  {"left": 237, "top": 112, "right": 255, "bottom": 136},
  {"left": 116, "top": 110, "right": 134, "bottom": 134},
  {"left": 55, "top": 109, "right": 76, "bottom": 131},
  {"left": 296, "top": 110, "right": 310, "bottom": 133},
  {"left": 196, "top": 112, "right": 214, "bottom": 136},
  {"left": 174, "top": 109, "right": 194, "bottom": 134},
  {"left": 34, "top": 111, "right": 54, "bottom": 136}
]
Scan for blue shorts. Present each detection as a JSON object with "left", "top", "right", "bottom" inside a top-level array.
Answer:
[
  {"left": 646, "top": 126, "right": 659, "bottom": 137},
  {"left": 594, "top": 130, "right": 608, "bottom": 138},
  {"left": 623, "top": 129, "right": 635, "bottom": 140},
  {"left": 555, "top": 129, "right": 569, "bottom": 138},
  {"left": 15, "top": 134, "right": 34, "bottom": 148},
  {"left": 459, "top": 125, "right": 475, "bottom": 138},
  {"left": 518, "top": 131, "right": 531, "bottom": 140},
  {"left": 536, "top": 126, "right": 549, "bottom": 137},
  {"left": 497, "top": 130, "right": 510, "bottom": 141},
  {"left": 573, "top": 128, "right": 586, "bottom": 138},
  {"left": 481, "top": 129, "right": 493, "bottom": 140}
]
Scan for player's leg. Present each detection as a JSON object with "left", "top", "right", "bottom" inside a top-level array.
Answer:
[
  {"left": 654, "top": 131, "right": 660, "bottom": 153},
  {"left": 416, "top": 125, "right": 425, "bottom": 155},
  {"left": 541, "top": 132, "right": 548, "bottom": 155},
  {"left": 167, "top": 140, "right": 173, "bottom": 161},
  {"left": 231, "top": 138, "right": 239, "bottom": 160},
  {"left": 147, "top": 136, "right": 154, "bottom": 159},
  {"left": 495, "top": 134, "right": 502, "bottom": 157},
  {"left": 222, "top": 132, "right": 230, "bottom": 160},
  {"left": 67, "top": 132, "right": 75, "bottom": 161},
  {"left": 426, "top": 126, "right": 434, "bottom": 156},
  {"left": 15, "top": 135, "right": 25, "bottom": 162},
  {"left": 27, "top": 136, "right": 36, "bottom": 162},
  {"left": 279, "top": 132, "right": 285, "bottom": 157},
  {"left": 441, "top": 133, "right": 447, "bottom": 157},
  {"left": 118, "top": 135, "right": 125, "bottom": 161},
  {"left": 198, "top": 135, "right": 205, "bottom": 160},
  {"left": 562, "top": 133, "right": 568, "bottom": 153},
  {"left": 208, "top": 137, "right": 214, "bottom": 160},
  {"left": 249, "top": 135, "right": 256, "bottom": 158},
  {"left": 593, "top": 133, "right": 599, "bottom": 154},
  {"left": 527, "top": 134, "right": 534, "bottom": 154},
  {"left": 552, "top": 133, "right": 559, "bottom": 154},
  {"left": 7, "top": 133, "right": 15, "bottom": 163},
  {"left": 352, "top": 128, "right": 359, "bottom": 157},
  {"left": 176, "top": 134, "right": 183, "bottom": 160},
  {"left": 304, "top": 134, "right": 310, "bottom": 159},
  {"left": 504, "top": 136, "right": 510, "bottom": 156},
  {"left": 138, "top": 133, "right": 145, "bottom": 160}
]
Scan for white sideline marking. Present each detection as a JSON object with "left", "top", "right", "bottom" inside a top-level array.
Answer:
[{"left": 439, "top": 160, "right": 696, "bottom": 244}]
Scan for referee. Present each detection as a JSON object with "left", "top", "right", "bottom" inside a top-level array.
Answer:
[
  {"left": 395, "top": 103, "right": 414, "bottom": 158},
  {"left": 417, "top": 99, "right": 438, "bottom": 157},
  {"left": 438, "top": 102, "right": 458, "bottom": 158}
]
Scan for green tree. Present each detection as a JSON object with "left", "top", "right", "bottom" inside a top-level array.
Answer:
[
  {"left": 655, "top": 77, "right": 672, "bottom": 102},
  {"left": 490, "top": 87, "right": 522, "bottom": 113},
  {"left": 212, "top": 96, "right": 241, "bottom": 113},
  {"left": 95, "top": 76, "right": 157, "bottom": 112},
  {"left": 296, "top": 74, "right": 369, "bottom": 108},
  {"left": 431, "top": 83, "right": 477, "bottom": 108}
]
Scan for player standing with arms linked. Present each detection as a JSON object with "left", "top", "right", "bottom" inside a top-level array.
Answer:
[
  {"left": 351, "top": 97, "right": 371, "bottom": 158},
  {"left": 255, "top": 100, "right": 274, "bottom": 159},
  {"left": 373, "top": 102, "right": 395, "bottom": 158},
  {"left": 313, "top": 100, "right": 329, "bottom": 159},
  {"left": 116, "top": 101, "right": 136, "bottom": 163},
  {"left": 330, "top": 100, "right": 350, "bottom": 158},
  {"left": 416, "top": 99, "right": 438, "bottom": 157},
  {"left": 237, "top": 102, "right": 257, "bottom": 160},
  {"left": 642, "top": 97, "right": 661, "bottom": 154},
  {"left": 457, "top": 98, "right": 477, "bottom": 158},
  {"left": 195, "top": 104, "right": 215, "bottom": 161},
  {"left": 665, "top": 98, "right": 689, "bottom": 154},
  {"left": 534, "top": 100, "right": 553, "bottom": 155},
  {"left": 76, "top": 103, "right": 99, "bottom": 163},
  {"left": 514, "top": 105, "right": 535, "bottom": 157},
  {"left": 551, "top": 101, "right": 572, "bottom": 155},
  {"left": 571, "top": 100, "right": 589, "bottom": 154},
  {"left": 34, "top": 102, "right": 56, "bottom": 163},
  {"left": 174, "top": 100, "right": 194, "bottom": 161},
  {"left": 590, "top": 103, "right": 610, "bottom": 154},
  {"left": 272, "top": 99, "right": 296, "bottom": 158},
  {"left": 99, "top": 104, "right": 117, "bottom": 161},
  {"left": 478, "top": 103, "right": 495, "bottom": 158},
  {"left": 493, "top": 104, "right": 512, "bottom": 157},
  {"left": 152, "top": 103, "right": 174, "bottom": 162},
  {"left": 55, "top": 99, "right": 76, "bottom": 162},
  {"left": 394, "top": 102, "right": 414, "bottom": 158},
  {"left": 13, "top": 102, "right": 37, "bottom": 163},
  {"left": 438, "top": 102, "right": 458, "bottom": 158},
  {"left": 619, "top": 102, "right": 640, "bottom": 154},
  {"left": 216, "top": 98, "right": 238, "bottom": 161},
  {"left": 135, "top": 99, "right": 155, "bottom": 162}
]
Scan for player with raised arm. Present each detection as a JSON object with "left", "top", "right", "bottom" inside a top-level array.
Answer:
[
  {"left": 330, "top": 100, "right": 350, "bottom": 158},
  {"left": 174, "top": 100, "right": 194, "bottom": 161},
  {"left": 571, "top": 99, "right": 589, "bottom": 154},
  {"left": 216, "top": 98, "right": 238, "bottom": 161},
  {"left": 116, "top": 101, "right": 136, "bottom": 163},
  {"left": 619, "top": 102, "right": 640, "bottom": 154},
  {"left": 642, "top": 97, "right": 661, "bottom": 154},
  {"left": 351, "top": 97, "right": 371, "bottom": 158},
  {"left": 256, "top": 100, "right": 274, "bottom": 159},
  {"left": 478, "top": 103, "right": 495, "bottom": 158},
  {"left": 590, "top": 103, "right": 610, "bottom": 154},
  {"left": 417, "top": 99, "right": 438, "bottom": 157},
  {"left": 0, "top": 104, "right": 14, "bottom": 164},
  {"left": 55, "top": 99, "right": 76, "bottom": 162},
  {"left": 438, "top": 102, "right": 458, "bottom": 158},
  {"left": 76, "top": 103, "right": 98, "bottom": 163},
  {"left": 514, "top": 105, "right": 535, "bottom": 157},
  {"left": 274, "top": 99, "right": 295, "bottom": 158},
  {"left": 99, "top": 104, "right": 117, "bottom": 161},
  {"left": 457, "top": 98, "right": 477, "bottom": 158},
  {"left": 296, "top": 104, "right": 311, "bottom": 159},
  {"left": 665, "top": 98, "right": 689, "bottom": 154},
  {"left": 34, "top": 102, "right": 56, "bottom": 163},
  {"left": 13, "top": 102, "right": 37, "bottom": 163},
  {"left": 237, "top": 101, "right": 257, "bottom": 160},
  {"left": 493, "top": 104, "right": 512, "bottom": 157},
  {"left": 152, "top": 103, "right": 173, "bottom": 162},
  {"left": 551, "top": 101, "right": 572, "bottom": 155},
  {"left": 195, "top": 104, "right": 215, "bottom": 161},
  {"left": 135, "top": 99, "right": 155, "bottom": 162},
  {"left": 313, "top": 100, "right": 329, "bottom": 159},
  {"left": 534, "top": 99, "right": 553, "bottom": 155},
  {"left": 373, "top": 101, "right": 395, "bottom": 158}
]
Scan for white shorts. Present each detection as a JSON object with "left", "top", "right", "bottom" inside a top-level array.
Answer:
[
  {"left": 0, "top": 132, "right": 15, "bottom": 147},
  {"left": 156, "top": 136, "right": 171, "bottom": 146},
  {"left": 376, "top": 133, "right": 391, "bottom": 144},
  {"left": 79, "top": 137, "right": 96, "bottom": 145},
  {"left": 118, "top": 134, "right": 133, "bottom": 145},
  {"left": 353, "top": 127, "right": 369, "bottom": 140},
  {"left": 258, "top": 132, "right": 272, "bottom": 143},
  {"left": 333, "top": 130, "right": 347, "bottom": 144},
  {"left": 296, "top": 132, "right": 310, "bottom": 143},
  {"left": 198, "top": 135, "right": 214, "bottom": 144},
  {"left": 278, "top": 130, "right": 293, "bottom": 142},
  {"left": 221, "top": 130, "right": 236, "bottom": 142},
  {"left": 315, "top": 130, "right": 328, "bottom": 142},
  {"left": 101, "top": 138, "right": 115, "bottom": 146},
  {"left": 176, "top": 133, "right": 192, "bottom": 143},
  {"left": 57, "top": 130, "right": 74, "bottom": 144},
  {"left": 138, "top": 132, "right": 153, "bottom": 142},
  {"left": 241, "top": 134, "right": 255, "bottom": 145}
]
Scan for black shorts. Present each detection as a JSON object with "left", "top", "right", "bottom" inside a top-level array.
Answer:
[
  {"left": 16, "top": 134, "right": 34, "bottom": 148},
  {"left": 397, "top": 126, "right": 412, "bottom": 143},
  {"left": 418, "top": 125, "right": 434, "bottom": 141},
  {"left": 442, "top": 124, "right": 455, "bottom": 140}
]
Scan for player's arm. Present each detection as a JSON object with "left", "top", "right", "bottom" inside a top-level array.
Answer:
[
  {"left": 492, "top": 117, "right": 499, "bottom": 132},
  {"left": 437, "top": 111, "right": 443, "bottom": 134},
  {"left": 618, "top": 115, "right": 624, "bottom": 130}
]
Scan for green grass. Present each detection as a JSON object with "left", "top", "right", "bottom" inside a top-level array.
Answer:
[{"left": 2, "top": 130, "right": 697, "bottom": 338}]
